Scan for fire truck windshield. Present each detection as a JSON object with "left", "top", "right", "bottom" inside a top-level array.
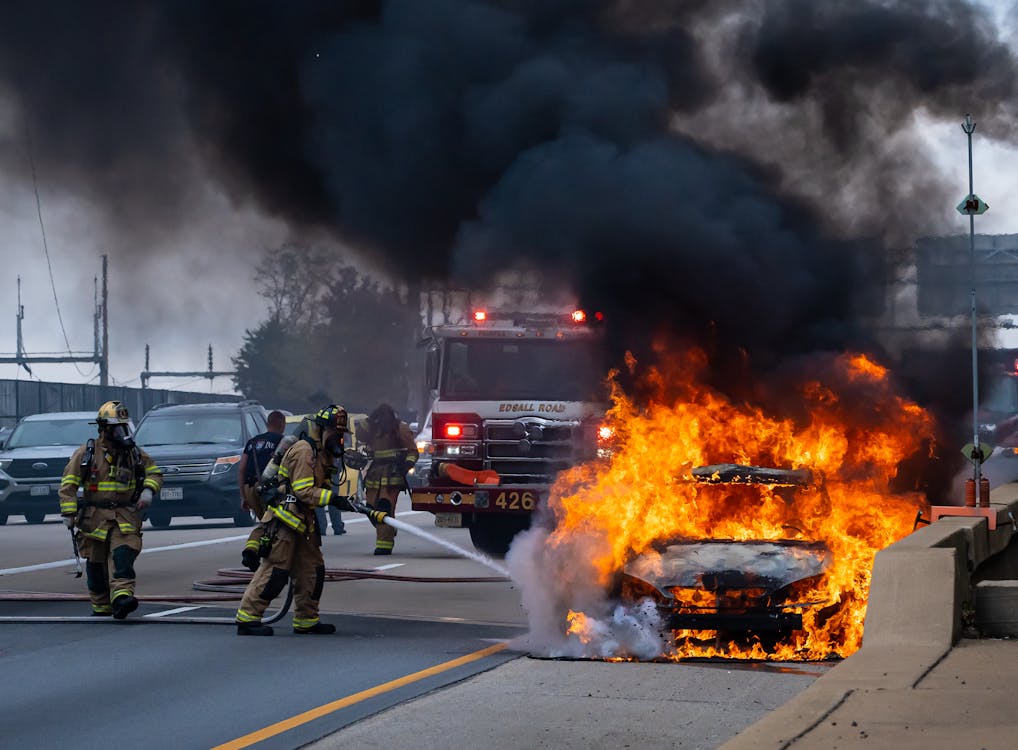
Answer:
[{"left": 441, "top": 338, "right": 604, "bottom": 401}]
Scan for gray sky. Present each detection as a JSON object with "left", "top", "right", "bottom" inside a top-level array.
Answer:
[{"left": 0, "top": 166, "right": 292, "bottom": 393}]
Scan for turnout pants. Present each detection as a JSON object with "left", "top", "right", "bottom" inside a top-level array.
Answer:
[
  {"left": 366, "top": 487, "right": 399, "bottom": 552},
  {"left": 236, "top": 524, "right": 325, "bottom": 629},
  {"left": 78, "top": 517, "right": 143, "bottom": 615}
]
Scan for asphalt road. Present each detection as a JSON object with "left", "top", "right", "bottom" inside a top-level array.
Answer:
[{"left": 0, "top": 506, "right": 821, "bottom": 749}]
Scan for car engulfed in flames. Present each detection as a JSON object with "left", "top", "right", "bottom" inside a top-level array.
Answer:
[
  {"left": 524, "top": 350, "right": 936, "bottom": 662},
  {"left": 623, "top": 538, "right": 832, "bottom": 639},
  {"left": 619, "top": 465, "right": 835, "bottom": 647}
]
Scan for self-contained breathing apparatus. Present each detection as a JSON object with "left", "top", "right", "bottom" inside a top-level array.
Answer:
[{"left": 252, "top": 421, "right": 352, "bottom": 554}]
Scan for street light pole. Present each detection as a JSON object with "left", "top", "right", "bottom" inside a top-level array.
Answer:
[{"left": 962, "top": 114, "right": 981, "bottom": 505}]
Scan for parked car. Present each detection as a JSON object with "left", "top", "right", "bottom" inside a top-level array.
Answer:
[
  {"left": 0, "top": 411, "right": 123, "bottom": 525},
  {"left": 133, "top": 401, "right": 267, "bottom": 528}
]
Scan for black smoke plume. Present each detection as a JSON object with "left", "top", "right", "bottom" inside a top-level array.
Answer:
[{"left": 2, "top": 1, "right": 1017, "bottom": 498}]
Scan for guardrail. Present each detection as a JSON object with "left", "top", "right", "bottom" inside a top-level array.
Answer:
[{"left": 720, "top": 487, "right": 1018, "bottom": 750}]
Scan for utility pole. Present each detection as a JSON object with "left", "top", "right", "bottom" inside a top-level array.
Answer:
[
  {"left": 141, "top": 343, "right": 234, "bottom": 389},
  {"left": 1, "top": 260, "right": 105, "bottom": 372},
  {"left": 15, "top": 277, "right": 29, "bottom": 374},
  {"left": 926, "top": 114, "right": 998, "bottom": 529},
  {"left": 99, "top": 254, "right": 109, "bottom": 387},
  {"left": 962, "top": 115, "right": 986, "bottom": 506}
]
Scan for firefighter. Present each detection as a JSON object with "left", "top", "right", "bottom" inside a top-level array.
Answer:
[
  {"left": 235, "top": 404, "right": 350, "bottom": 636},
  {"left": 238, "top": 410, "right": 287, "bottom": 571},
  {"left": 357, "top": 403, "right": 418, "bottom": 555},
  {"left": 58, "top": 401, "right": 163, "bottom": 619}
]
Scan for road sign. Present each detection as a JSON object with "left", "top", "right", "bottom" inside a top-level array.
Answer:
[
  {"left": 957, "top": 194, "right": 989, "bottom": 215},
  {"left": 962, "top": 443, "right": 993, "bottom": 464}
]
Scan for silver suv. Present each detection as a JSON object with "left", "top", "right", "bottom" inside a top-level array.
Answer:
[{"left": 0, "top": 412, "right": 109, "bottom": 525}]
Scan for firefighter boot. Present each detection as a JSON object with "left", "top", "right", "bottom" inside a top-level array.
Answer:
[
  {"left": 111, "top": 594, "right": 139, "bottom": 620},
  {"left": 294, "top": 622, "right": 336, "bottom": 635},
  {"left": 237, "top": 622, "right": 274, "bottom": 636}
]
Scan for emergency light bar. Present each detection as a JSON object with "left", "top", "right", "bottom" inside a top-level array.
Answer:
[{"left": 469, "top": 309, "right": 605, "bottom": 327}]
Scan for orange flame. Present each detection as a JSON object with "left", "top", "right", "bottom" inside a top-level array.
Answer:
[{"left": 546, "top": 350, "right": 934, "bottom": 660}]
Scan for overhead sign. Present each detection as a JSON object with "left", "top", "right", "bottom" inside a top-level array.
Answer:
[{"left": 957, "top": 194, "right": 989, "bottom": 215}]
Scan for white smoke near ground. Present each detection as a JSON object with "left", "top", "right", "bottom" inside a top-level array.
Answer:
[{"left": 506, "top": 515, "right": 666, "bottom": 660}]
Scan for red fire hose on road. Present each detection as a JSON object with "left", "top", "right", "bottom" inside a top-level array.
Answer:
[{"left": 0, "top": 566, "right": 510, "bottom": 625}]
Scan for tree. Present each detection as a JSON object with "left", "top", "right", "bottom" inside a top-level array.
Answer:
[
  {"left": 232, "top": 317, "right": 321, "bottom": 412},
  {"left": 320, "top": 266, "right": 418, "bottom": 413},
  {"left": 233, "top": 244, "right": 419, "bottom": 415},
  {"left": 255, "top": 243, "right": 336, "bottom": 331}
]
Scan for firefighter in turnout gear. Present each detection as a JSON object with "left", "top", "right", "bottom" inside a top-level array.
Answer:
[
  {"left": 235, "top": 404, "right": 351, "bottom": 636},
  {"left": 357, "top": 403, "right": 418, "bottom": 555},
  {"left": 58, "top": 401, "right": 163, "bottom": 618}
]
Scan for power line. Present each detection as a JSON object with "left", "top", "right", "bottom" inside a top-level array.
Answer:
[{"left": 23, "top": 106, "right": 91, "bottom": 378}]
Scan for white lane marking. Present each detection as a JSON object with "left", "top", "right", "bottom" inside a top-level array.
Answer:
[
  {"left": 373, "top": 563, "right": 405, "bottom": 571},
  {"left": 145, "top": 605, "right": 200, "bottom": 618},
  {"left": 140, "top": 535, "right": 248, "bottom": 555},
  {"left": 0, "top": 534, "right": 245, "bottom": 576},
  {"left": 0, "top": 510, "right": 427, "bottom": 577}
]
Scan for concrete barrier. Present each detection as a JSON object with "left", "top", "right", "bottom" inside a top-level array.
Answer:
[{"left": 719, "top": 486, "right": 1018, "bottom": 750}]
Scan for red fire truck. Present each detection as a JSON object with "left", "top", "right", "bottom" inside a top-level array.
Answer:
[{"left": 410, "top": 306, "right": 611, "bottom": 555}]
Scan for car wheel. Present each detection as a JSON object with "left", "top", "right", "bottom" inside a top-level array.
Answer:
[
  {"left": 148, "top": 511, "right": 172, "bottom": 529},
  {"left": 467, "top": 515, "right": 531, "bottom": 558},
  {"left": 233, "top": 510, "right": 256, "bottom": 527},
  {"left": 0, "top": 512, "right": 7, "bottom": 526},
  {"left": 24, "top": 510, "right": 46, "bottom": 524}
]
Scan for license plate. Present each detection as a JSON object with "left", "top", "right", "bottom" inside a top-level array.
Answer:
[
  {"left": 161, "top": 487, "right": 183, "bottom": 500},
  {"left": 30, "top": 485, "right": 50, "bottom": 497},
  {"left": 435, "top": 512, "right": 462, "bottom": 528}
]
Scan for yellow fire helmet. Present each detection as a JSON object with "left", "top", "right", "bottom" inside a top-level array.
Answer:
[
  {"left": 96, "top": 400, "right": 130, "bottom": 426},
  {"left": 313, "top": 404, "right": 351, "bottom": 433}
]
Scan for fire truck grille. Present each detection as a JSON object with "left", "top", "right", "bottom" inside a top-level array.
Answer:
[
  {"left": 483, "top": 419, "right": 581, "bottom": 483},
  {"left": 485, "top": 423, "right": 575, "bottom": 442}
]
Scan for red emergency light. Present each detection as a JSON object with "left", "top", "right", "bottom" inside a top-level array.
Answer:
[
  {"left": 571, "top": 309, "right": 587, "bottom": 323},
  {"left": 473, "top": 310, "right": 487, "bottom": 323},
  {"left": 443, "top": 423, "right": 479, "bottom": 439}
]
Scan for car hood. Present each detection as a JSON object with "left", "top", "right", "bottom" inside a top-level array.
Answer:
[
  {"left": 0, "top": 445, "right": 79, "bottom": 460},
  {"left": 624, "top": 539, "right": 831, "bottom": 595},
  {"left": 141, "top": 443, "right": 243, "bottom": 461}
]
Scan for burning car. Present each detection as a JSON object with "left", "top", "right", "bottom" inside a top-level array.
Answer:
[
  {"left": 536, "top": 352, "right": 932, "bottom": 662},
  {"left": 619, "top": 464, "right": 835, "bottom": 647}
]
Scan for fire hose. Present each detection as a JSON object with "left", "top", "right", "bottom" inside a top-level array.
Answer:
[{"left": 0, "top": 566, "right": 509, "bottom": 625}]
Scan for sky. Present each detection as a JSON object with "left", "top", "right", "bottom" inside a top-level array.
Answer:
[{"left": 1, "top": 0, "right": 1018, "bottom": 394}]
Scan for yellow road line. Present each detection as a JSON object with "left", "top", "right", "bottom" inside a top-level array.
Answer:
[{"left": 211, "top": 641, "right": 508, "bottom": 749}]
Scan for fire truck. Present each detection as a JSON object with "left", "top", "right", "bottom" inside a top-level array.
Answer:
[{"left": 410, "top": 304, "right": 611, "bottom": 555}]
